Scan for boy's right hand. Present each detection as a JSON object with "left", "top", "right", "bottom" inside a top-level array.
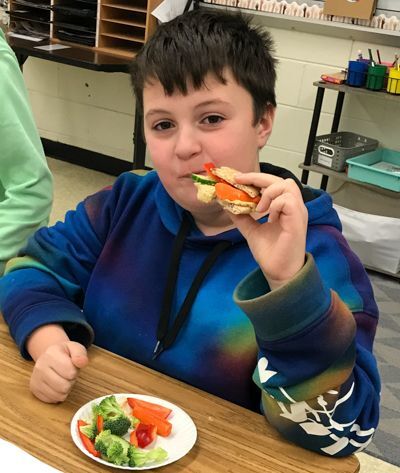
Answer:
[{"left": 30, "top": 341, "right": 88, "bottom": 403}]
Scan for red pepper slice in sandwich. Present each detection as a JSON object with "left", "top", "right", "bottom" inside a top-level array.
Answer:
[{"left": 203, "top": 162, "right": 217, "bottom": 179}]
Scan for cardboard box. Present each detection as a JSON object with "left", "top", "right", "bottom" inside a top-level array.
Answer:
[{"left": 324, "top": 0, "right": 377, "bottom": 20}]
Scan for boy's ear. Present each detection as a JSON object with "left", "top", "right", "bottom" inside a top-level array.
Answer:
[{"left": 256, "top": 105, "right": 276, "bottom": 149}]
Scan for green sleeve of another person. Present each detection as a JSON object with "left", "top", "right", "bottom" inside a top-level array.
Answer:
[{"left": 0, "top": 29, "right": 53, "bottom": 275}]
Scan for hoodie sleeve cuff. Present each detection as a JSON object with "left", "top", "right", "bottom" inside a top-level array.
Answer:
[
  {"left": 12, "top": 301, "right": 95, "bottom": 359},
  {"left": 234, "top": 253, "right": 331, "bottom": 342}
]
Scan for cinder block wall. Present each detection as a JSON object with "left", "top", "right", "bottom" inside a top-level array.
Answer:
[{"left": 24, "top": 61, "right": 135, "bottom": 163}]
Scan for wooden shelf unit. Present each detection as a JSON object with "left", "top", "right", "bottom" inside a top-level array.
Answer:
[
  {"left": 9, "top": 0, "right": 52, "bottom": 39},
  {"left": 8, "top": 0, "right": 162, "bottom": 58},
  {"left": 98, "top": 0, "right": 150, "bottom": 57}
]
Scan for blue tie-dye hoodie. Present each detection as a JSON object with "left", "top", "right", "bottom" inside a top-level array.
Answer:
[{"left": 0, "top": 163, "right": 380, "bottom": 457}]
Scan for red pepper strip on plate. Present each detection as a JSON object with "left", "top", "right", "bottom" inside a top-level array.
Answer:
[
  {"left": 127, "top": 398, "right": 172, "bottom": 419},
  {"left": 135, "top": 423, "right": 157, "bottom": 448},
  {"left": 77, "top": 420, "right": 101, "bottom": 457},
  {"left": 96, "top": 415, "right": 104, "bottom": 433},
  {"left": 131, "top": 405, "right": 172, "bottom": 437}
]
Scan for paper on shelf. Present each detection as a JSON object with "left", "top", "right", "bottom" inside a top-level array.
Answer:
[
  {"left": 35, "top": 44, "right": 71, "bottom": 51},
  {"left": 0, "top": 438, "right": 62, "bottom": 472},
  {"left": 151, "top": 0, "right": 192, "bottom": 23}
]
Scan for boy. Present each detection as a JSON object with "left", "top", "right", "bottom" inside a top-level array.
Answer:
[
  {"left": 0, "top": 10, "right": 380, "bottom": 457},
  {"left": 0, "top": 29, "right": 53, "bottom": 275}
]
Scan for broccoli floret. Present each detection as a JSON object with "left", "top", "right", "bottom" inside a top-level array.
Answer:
[
  {"left": 79, "top": 403, "right": 102, "bottom": 440},
  {"left": 106, "top": 439, "right": 130, "bottom": 466},
  {"left": 128, "top": 446, "right": 168, "bottom": 467},
  {"left": 95, "top": 395, "right": 133, "bottom": 436},
  {"left": 92, "top": 403, "right": 101, "bottom": 417},
  {"left": 79, "top": 423, "right": 96, "bottom": 440},
  {"left": 79, "top": 403, "right": 101, "bottom": 440},
  {"left": 94, "top": 430, "right": 110, "bottom": 456},
  {"left": 94, "top": 430, "right": 131, "bottom": 465},
  {"left": 97, "top": 395, "right": 126, "bottom": 419},
  {"left": 103, "top": 415, "right": 131, "bottom": 437}
]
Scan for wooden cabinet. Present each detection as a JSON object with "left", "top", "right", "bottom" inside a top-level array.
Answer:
[{"left": 8, "top": 0, "right": 162, "bottom": 58}]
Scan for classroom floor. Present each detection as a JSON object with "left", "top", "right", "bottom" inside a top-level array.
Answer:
[{"left": 47, "top": 157, "right": 400, "bottom": 473}]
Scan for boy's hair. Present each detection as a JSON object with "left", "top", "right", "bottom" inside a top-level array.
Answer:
[{"left": 130, "top": 9, "right": 277, "bottom": 124}]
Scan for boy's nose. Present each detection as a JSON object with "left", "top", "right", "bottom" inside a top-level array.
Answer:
[{"left": 174, "top": 127, "right": 201, "bottom": 160}]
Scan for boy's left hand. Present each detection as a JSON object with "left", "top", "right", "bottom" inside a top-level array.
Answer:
[{"left": 229, "top": 172, "right": 308, "bottom": 291}]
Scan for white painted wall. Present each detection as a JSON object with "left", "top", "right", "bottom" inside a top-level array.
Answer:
[
  {"left": 24, "top": 60, "right": 135, "bottom": 163},
  {"left": 23, "top": 24, "right": 400, "bottom": 195}
]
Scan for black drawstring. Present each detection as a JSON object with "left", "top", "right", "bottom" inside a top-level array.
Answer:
[{"left": 153, "top": 214, "right": 230, "bottom": 359}]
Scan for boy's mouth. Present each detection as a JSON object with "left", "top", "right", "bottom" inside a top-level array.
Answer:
[{"left": 183, "top": 171, "right": 206, "bottom": 178}]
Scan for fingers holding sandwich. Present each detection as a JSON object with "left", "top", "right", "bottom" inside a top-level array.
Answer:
[{"left": 234, "top": 172, "right": 306, "bottom": 220}]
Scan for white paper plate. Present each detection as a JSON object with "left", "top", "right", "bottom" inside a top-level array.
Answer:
[{"left": 71, "top": 393, "right": 197, "bottom": 470}]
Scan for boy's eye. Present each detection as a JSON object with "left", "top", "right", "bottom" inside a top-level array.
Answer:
[
  {"left": 154, "top": 121, "right": 174, "bottom": 131},
  {"left": 202, "top": 115, "right": 224, "bottom": 125}
]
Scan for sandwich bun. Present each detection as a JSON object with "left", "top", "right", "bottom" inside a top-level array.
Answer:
[
  {"left": 193, "top": 182, "right": 216, "bottom": 203},
  {"left": 192, "top": 164, "right": 261, "bottom": 215},
  {"left": 210, "top": 166, "right": 260, "bottom": 199},
  {"left": 217, "top": 199, "right": 257, "bottom": 215}
]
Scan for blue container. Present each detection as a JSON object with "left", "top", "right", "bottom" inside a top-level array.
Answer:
[
  {"left": 347, "top": 148, "right": 400, "bottom": 192},
  {"left": 347, "top": 60, "right": 368, "bottom": 87}
]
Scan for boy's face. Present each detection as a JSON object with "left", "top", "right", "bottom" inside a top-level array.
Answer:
[{"left": 142, "top": 70, "right": 274, "bottom": 221}]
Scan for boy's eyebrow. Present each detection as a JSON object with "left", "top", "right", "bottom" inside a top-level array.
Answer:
[
  {"left": 145, "top": 109, "right": 171, "bottom": 118},
  {"left": 145, "top": 99, "right": 231, "bottom": 118},
  {"left": 194, "top": 99, "right": 231, "bottom": 109}
]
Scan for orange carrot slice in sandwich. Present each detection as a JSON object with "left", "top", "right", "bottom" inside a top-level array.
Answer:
[{"left": 215, "top": 182, "right": 261, "bottom": 203}]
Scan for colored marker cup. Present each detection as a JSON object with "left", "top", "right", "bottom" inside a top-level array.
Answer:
[
  {"left": 347, "top": 60, "right": 368, "bottom": 87},
  {"left": 366, "top": 64, "right": 387, "bottom": 90},
  {"left": 387, "top": 67, "right": 400, "bottom": 94}
]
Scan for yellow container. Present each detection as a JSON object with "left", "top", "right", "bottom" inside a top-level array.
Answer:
[{"left": 387, "top": 68, "right": 400, "bottom": 94}]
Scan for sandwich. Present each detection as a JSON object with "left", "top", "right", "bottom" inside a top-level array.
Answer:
[{"left": 191, "top": 162, "right": 261, "bottom": 215}]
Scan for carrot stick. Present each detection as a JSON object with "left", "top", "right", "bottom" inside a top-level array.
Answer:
[
  {"left": 131, "top": 405, "right": 172, "bottom": 437},
  {"left": 130, "top": 430, "right": 139, "bottom": 447},
  {"left": 127, "top": 398, "right": 172, "bottom": 419},
  {"left": 215, "top": 182, "right": 260, "bottom": 203},
  {"left": 96, "top": 415, "right": 104, "bottom": 433}
]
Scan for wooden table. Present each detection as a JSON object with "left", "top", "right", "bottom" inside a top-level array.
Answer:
[{"left": 0, "top": 319, "right": 359, "bottom": 472}]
